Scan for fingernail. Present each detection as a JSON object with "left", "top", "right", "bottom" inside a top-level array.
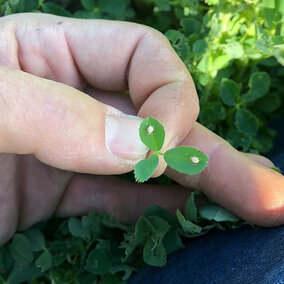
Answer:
[{"left": 105, "top": 115, "right": 149, "bottom": 160}]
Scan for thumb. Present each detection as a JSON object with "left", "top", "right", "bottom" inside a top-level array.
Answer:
[{"left": 0, "top": 66, "right": 148, "bottom": 174}]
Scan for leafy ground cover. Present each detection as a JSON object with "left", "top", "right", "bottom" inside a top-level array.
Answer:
[{"left": 0, "top": 0, "right": 284, "bottom": 283}]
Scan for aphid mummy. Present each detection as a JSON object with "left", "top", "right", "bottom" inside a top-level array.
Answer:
[
  {"left": 147, "top": 125, "right": 154, "bottom": 134},
  {"left": 190, "top": 156, "right": 200, "bottom": 164}
]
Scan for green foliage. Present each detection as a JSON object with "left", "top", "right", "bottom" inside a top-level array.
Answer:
[
  {"left": 135, "top": 117, "right": 208, "bottom": 182},
  {"left": 0, "top": 0, "right": 283, "bottom": 283},
  {"left": 0, "top": 192, "right": 250, "bottom": 283}
]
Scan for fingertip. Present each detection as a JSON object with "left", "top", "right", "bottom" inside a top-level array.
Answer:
[{"left": 244, "top": 153, "right": 275, "bottom": 168}]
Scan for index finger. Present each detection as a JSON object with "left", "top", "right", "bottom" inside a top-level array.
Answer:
[{"left": 1, "top": 13, "right": 199, "bottom": 174}]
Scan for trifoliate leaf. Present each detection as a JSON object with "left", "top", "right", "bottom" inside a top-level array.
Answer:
[
  {"left": 134, "top": 155, "right": 159, "bottom": 183},
  {"left": 220, "top": 78, "right": 240, "bottom": 106},
  {"left": 199, "top": 204, "right": 240, "bottom": 222},
  {"left": 35, "top": 251, "right": 52, "bottom": 273},
  {"left": 243, "top": 72, "right": 271, "bottom": 102},
  {"left": 164, "top": 146, "right": 208, "bottom": 175},
  {"left": 139, "top": 117, "right": 165, "bottom": 152},
  {"left": 143, "top": 238, "right": 166, "bottom": 267},
  {"left": 235, "top": 109, "right": 258, "bottom": 135}
]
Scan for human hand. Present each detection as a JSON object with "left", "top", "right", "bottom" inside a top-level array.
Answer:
[{"left": 0, "top": 13, "right": 283, "bottom": 246}]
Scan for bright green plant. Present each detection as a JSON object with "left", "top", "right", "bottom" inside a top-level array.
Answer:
[{"left": 134, "top": 117, "right": 208, "bottom": 182}]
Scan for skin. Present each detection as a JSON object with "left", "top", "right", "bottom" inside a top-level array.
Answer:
[{"left": 0, "top": 13, "right": 283, "bottom": 246}]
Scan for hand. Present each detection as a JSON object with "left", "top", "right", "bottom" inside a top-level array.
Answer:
[{"left": 0, "top": 13, "right": 283, "bottom": 246}]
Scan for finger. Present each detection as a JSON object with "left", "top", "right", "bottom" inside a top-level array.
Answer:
[
  {"left": 0, "top": 66, "right": 151, "bottom": 173},
  {"left": 244, "top": 153, "right": 275, "bottom": 168},
  {"left": 1, "top": 13, "right": 199, "bottom": 175},
  {"left": 165, "top": 123, "right": 284, "bottom": 227},
  {"left": 55, "top": 175, "right": 191, "bottom": 224}
]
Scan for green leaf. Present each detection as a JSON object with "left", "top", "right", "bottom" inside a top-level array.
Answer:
[
  {"left": 193, "top": 39, "right": 207, "bottom": 54},
  {"left": 134, "top": 155, "right": 159, "bottom": 183},
  {"left": 165, "top": 30, "right": 189, "bottom": 60},
  {"left": 254, "top": 93, "right": 282, "bottom": 113},
  {"left": 97, "top": 0, "right": 131, "bottom": 16},
  {"left": 199, "top": 101, "right": 226, "bottom": 127},
  {"left": 212, "top": 54, "right": 231, "bottom": 71},
  {"left": 98, "top": 213, "right": 128, "bottom": 231},
  {"left": 139, "top": 117, "right": 165, "bottom": 152},
  {"left": 16, "top": 0, "right": 38, "bottom": 12},
  {"left": 80, "top": 0, "right": 95, "bottom": 11},
  {"left": 147, "top": 216, "right": 170, "bottom": 239},
  {"left": 164, "top": 146, "right": 208, "bottom": 175},
  {"left": 144, "top": 204, "right": 178, "bottom": 227},
  {"left": 135, "top": 217, "right": 152, "bottom": 244},
  {"left": 163, "top": 231, "right": 184, "bottom": 254},
  {"left": 181, "top": 18, "right": 201, "bottom": 35},
  {"left": 155, "top": 0, "right": 170, "bottom": 11},
  {"left": 273, "top": 48, "right": 284, "bottom": 66},
  {"left": 74, "top": 10, "right": 100, "bottom": 18},
  {"left": 262, "top": 0, "right": 275, "bottom": 9},
  {"left": 143, "top": 238, "right": 166, "bottom": 267},
  {"left": 184, "top": 191, "right": 200, "bottom": 223},
  {"left": 278, "top": 0, "right": 284, "bottom": 12},
  {"left": 8, "top": 234, "right": 34, "bottom": 269},
  {"left": 199, "top": 204, "right": 240, "bottom": 222},
  {"left": 224, "top": 41, "right": 244, "bottom": 59},
  {"left": 235, "top": 109, "right": 258, "bottom": 136},
  {"left": 271, "top": 166, "right": 282, "bottom": 174},
  {"left": 24, "top": 228, "right": 45, "bottom": 252},
  {"left": 8, "top": 263, "right": 41, "bottom": 284},
  {"left": 176, "top": 209, "right": 202, "bottom": 234},
  {"left": 0, "top": 246, "right": 14, "bottom": 275},
  {"left": 220, "top": 78, "right": 240, "bottom": 106},
  {"left": 68, "top": 217, "right": 90, "bottom": 239},
  {"left": 243, "top": 72, "right": 271, "bottom": 102},
  {"left": 35, "top": 251, "right": 52, "bottom": 273},
  {"left": 42, "top": 2, "right": 72, "bottom": 17},
  {"left": 86, "top": 248, "right": 112, "bottom": 275}
]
